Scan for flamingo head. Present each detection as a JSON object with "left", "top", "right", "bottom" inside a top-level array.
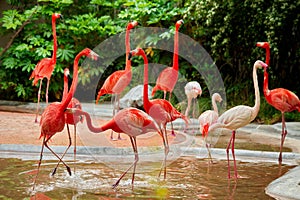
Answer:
[
  {"left": 255, "top": 60, "right": 268, "bottom": 69},
  {"left": 176, "top": 19, "right": 184, "bottom": 29},
  {"left": 128, "top": 47, "right": 144, "bottom": 60},
  {"left": 81, "top": 48, "right": 99, "bottom": 61},
  {"left": 193, "top": 87, "right": 202, "bottom": 95},
  {"left": 213, "top": 93, "right": 223, "bottom": 103},
  {"left": 64, "top": 68, "right": 70, "bottom": 77},
  {"left": 256, "top": 42, "right": 270, "bottom": 49},
  {"left": 127, "top": 21, "right": 139, "bottom": 30},
  {"left": 53, "top": 13, "right": 63, "bottom": 20}
]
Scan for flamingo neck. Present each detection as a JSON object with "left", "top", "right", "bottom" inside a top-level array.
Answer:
[
  {"left": 172, "top": 25, "right": 179, "bottom": 71},
  {"left": 62, "top": 72, "right": 68, "bottom": 101},
  {"left": 265, "top": 46, "right": 270, "bottom": 66},
  {"left": 252, "top": 64, "right": 260, "bottom": 118},
  {"left": 212, "top": 95, "right": 218, "bottom": 114},
  {"left": 125, "top": 25, "right": 132, "bottom": 71},
  {"left": 51, "top": 17, "right": 58, "bottom": 62},
  {"left": 263, "top": 67, "right": 270, "bottom": 98},
  {"left": 141, "top": 51, "right": 150, "bottom": 112},
  {"left": 61, "top": 52, "right": 82, "bottom": 110}
]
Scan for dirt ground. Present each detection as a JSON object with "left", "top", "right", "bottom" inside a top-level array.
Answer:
[{"left": 0, "top": 111, "right": 180, "bottom": 148}]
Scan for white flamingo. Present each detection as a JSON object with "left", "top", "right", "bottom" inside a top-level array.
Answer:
[
  {"left": 184, "top": 81, "right": 202, "bottom": 118},
  {"left": 198, "top": 93, "right": 222, "bottom": 162}
]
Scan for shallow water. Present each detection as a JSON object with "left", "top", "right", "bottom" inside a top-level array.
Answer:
[{"left": 0, "top": 156, "right": 295, "bottom": 199}]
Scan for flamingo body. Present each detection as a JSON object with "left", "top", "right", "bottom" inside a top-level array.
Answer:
[
  {"left": 209, "top": 60, "right": 267, "bottom": 179},
  {"left": 151, "top": 20, "right": 184, "bottom": 99}
]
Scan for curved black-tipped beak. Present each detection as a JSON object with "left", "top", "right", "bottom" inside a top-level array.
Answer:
[{"left": 128, "top": 52, "right": 132, "bottom": 60}]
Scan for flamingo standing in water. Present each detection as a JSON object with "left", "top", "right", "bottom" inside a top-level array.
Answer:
[
  {"left": 257, "top": 42, "right": 300, "bottom": 164},
  {"left": 198, "top": 93, "right": 222, "bottom": 162},
  {"left": 208, "top": 60, "right": 267, "bottom": 179},
  {"left": 95, "top": 21, "right": 139, "bottom": 140},
  {"left": 51, "top": 68, "right": 84, "bottom": 175},
  {"left": 29, "top": 13, "right": 62, "bottom": 123},
  {"left": 66, "top": 108, "right": 168, "bottom": 189},
  {"left": 32, "top": 48, "right": 99, "bottom": 189},
  {"left": 151, "top": 20, "right": 184, "bottom": 100},
  {"left": 129, "top": 48, "right": 188, "bottom": 148}
]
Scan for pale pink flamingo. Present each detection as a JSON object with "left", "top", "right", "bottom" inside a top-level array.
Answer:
[
  {"left": 32, "top": 48, "right": 99, "bottom": 190},
  {"left": 184, "top": 81, "right": 202, "bottom": 118},
  {"left": 95, "top": 21, "right": 139, "bottom": 140},
  {"left": 257, "top": 42, "right": 300, "bottom": 164},
  {"left": 129, "top": 47, "right": 188, "bottom": 147},
  {"left": 29, "top": 13, "right": 62, "bottom": 123},
  {"left": 151, "top": 19, "right": 184, "bottom": 100},
  {"left": 198, "top": 93, "right": 222, "bottom": 162},
  {"left": 208, "top": 60, "right": 267, "bottom": 179},
  {"left": 66, "top": 107, "right": 168, "bottom": 189}
]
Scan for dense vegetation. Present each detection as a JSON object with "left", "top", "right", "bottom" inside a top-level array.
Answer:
[{"left": 0, "top": 0, "right": 299, "bottom": 123}]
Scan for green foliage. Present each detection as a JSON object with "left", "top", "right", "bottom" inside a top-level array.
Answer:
[{"left": 0, "top": 0, "right": 299, "bottom": 122}]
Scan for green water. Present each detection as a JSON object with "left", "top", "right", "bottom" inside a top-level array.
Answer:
[{"left": 0, "top": 157, "right": 294, "bottom": 199}]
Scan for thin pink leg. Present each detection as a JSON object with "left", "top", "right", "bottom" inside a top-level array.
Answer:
[
  {"left": 35, "top": 80, "right": 43, "bottom": 123},
  {"left": 231, "top": 131, "right": 238, "bottom": 179},
  {"left": 46, "top": 78, "right": 50, "bottom": 104},
  {"left": 226, "top": 132, "right": 234, "bottom": 179},
  {"left": 279, "top": 112, "right": 287, "bottom": 165}
]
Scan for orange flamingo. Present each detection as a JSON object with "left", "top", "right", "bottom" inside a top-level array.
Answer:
[
  {"left": 257, "top": 42, "right": 300, "bottom": 164},
  {"left": 29, "top": 13, "right": 62, "bottom": 123},
  {"left": 51, "top": 68, "right": 84, "bottom": 175},
  {"left": 198, "top": 93, "right": 222, "bottom": 162},
  {"left": 208, "top": 60, "right": 267, "bottom": 179},
  {"left": 32, "top": 48, "right": 99, "bottom": 189},
  {"left": 129, "top": 47, "right": 188, "bottom": 145},
  {"left": 95, "top": 21, "right": 139, "bottom": 140},
  {"left": 151, "top": 20, "right": 184, "bottom": 100},
  {"left": 66, "top": 107, "right": 168, "bottom": 189}
]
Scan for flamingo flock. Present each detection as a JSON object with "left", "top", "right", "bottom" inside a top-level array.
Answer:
[{"left": 29, "top": 13, "right": 299, "bottom": 192}]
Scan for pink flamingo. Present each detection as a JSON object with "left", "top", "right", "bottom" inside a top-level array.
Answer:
[
  {"left": 257, "top": 42, "right": 300, "bottom": 164},
  {"left": 29, "top": 13, "right": 62, "bottom": 123},
  {"left": 184, "top": 81, "right": 202, "bottom": 118},
  {"left": 129, "top": 47, "right": 188, "bottom": 146},
  {"left": 32, "top": 48, "right": 99, "bottom": 189},
  {"left": 198, "top": 93, "right": 222, "bottom": 162},
  {"left": 151, "top": 20, "right": 184, "bottom": 100},
  {"left": 208, "top": 60, "right": 267, "bottom": 179},
  {"left": 66, "top": 107, "right": 168, "bottom": 189},
  {"left": 95, "top": 21, "right": 139, "bottom": 140},
  {"left": 51, "top": 68, "right": 84, "bottom": 175}
]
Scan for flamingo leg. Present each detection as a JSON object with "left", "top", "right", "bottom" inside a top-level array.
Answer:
[
  {"left": 116, "top": 94, "right": 123, "bottom": 140},
  {"left": 158, "top": 127, "right": 169, "bottom": 180},
  {"left": 110, "top": 95, "right": 117, "bottom": 140},
  {"left": 279, "top": 112, "right": 287, "bottom": 164},
  {"left": 32, "top": 136, "right": 46, "bottom": 191},
  {"left": 73, "top": 125, "right": 77, "bottom": 174},
  {"left": 35, "top": 80, "right": 43, "bottom": 123},
  {"left": 52, "top": 124, "right": 72, "bottom": 176},
  {"left": 185, "top": 96, "right": 192, "bottom": 117},
  {"left": 112, "top": 136, "right": 139, "bottom": 189},
  {"left": 226, "top": 132, "right": 234, "bottom": 179},
  {"left": 205, "top": 141, "right": 213, "bottom": 163},
  {"left": 44, "top": 137, "right": 72, "bottom": 176},
  {"left": 231, "top": 131, "right": 238, "bottom": 179},
  {"left": 46, "top": 78, "right": 50, "bottom": 104},
  {"left": 168, "top": 92, "right": 172, "bottom": 102}
]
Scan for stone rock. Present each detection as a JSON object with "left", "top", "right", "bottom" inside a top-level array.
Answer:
[{"left": 119, "top": 85, "right": 152, "bottom": 109}]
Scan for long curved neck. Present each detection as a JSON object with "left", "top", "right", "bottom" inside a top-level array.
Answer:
[
  {"left": 263, "top": 67, "right": 270, "bottom": 97},
  {"left": 75, "top": 110, "right": 114, "bottom": 133},
  {"left": 62, "top": 72, "right": 68, "bottom": 101},
  {"left": 141, "top": 51, "right": 150, "bottom": 112},
  {"left": 125, "top": 25, "right": 132, "bottom": 71},
  {"left": 265, "top": 46, "right": 270, "bottom": 66},
  {"left": 172, "top": 25, "right": 179, "bottom": 71},
  {"left": 252, "top": 64, "right": 260, "bottom": 118},
  {"left": 61, "top": 52, "right": 81, "bottom": 110},
  {"left": 212, "top": 96, "right": 218, "bottom": 114},
  {"left": 51, "top": 16, "right": 58, "bottom": 62}
]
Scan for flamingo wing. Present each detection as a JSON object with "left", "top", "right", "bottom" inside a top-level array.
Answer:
[
  {"left": 152, "top": 67, "right": 178, "bottom": 95},
  {"left": 269, "top": 88, "right": 300, "bottom": 112},
  {"left": 30, "top": 58, "right": 55, "bottom": 85}
]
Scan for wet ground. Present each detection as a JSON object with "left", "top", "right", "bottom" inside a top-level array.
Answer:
[{"left": 0, "top": 100, "right": 300, "bottom": 199}]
